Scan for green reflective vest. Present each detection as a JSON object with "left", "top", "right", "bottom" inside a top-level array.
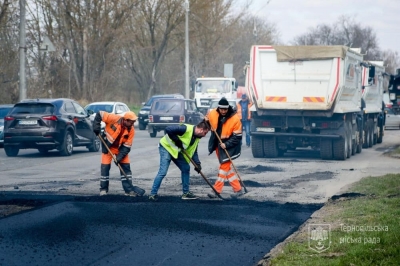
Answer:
[{"left": 160, "top": 124, "right": 200, "bottom": 163}]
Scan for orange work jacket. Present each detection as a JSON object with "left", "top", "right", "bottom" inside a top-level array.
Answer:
[{"left": 100, "top": 111, "right": 134, "bottom": 149}]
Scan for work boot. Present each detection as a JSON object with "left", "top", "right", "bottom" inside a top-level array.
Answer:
[
  {"left": 181, "top": 191, "right": 199, "bottom": 200},
  {"left": 125, "top": 191, "right": 139, "bottom": 197},
  {"left": 207, "top": 191, "right": 218, "bottom": 199},
  {"left": 100, "top": 190, "right": 108, "bottom": 196},
  {"left": 148, "top": 194, "right": 159, "bottom": 202},
  {"left": 231, "top": 189, "right": 244, "bottom": 198}
]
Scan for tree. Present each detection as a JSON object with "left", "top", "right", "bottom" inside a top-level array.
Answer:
[
  {"left": 292, "top": 15, "right": 381, "bottom": 60},
  {"left": 0, "top": 0, "right": 19, "bottom": 103}
]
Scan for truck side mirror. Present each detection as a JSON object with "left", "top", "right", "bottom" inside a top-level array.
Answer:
[{"left": 369, "top": 66, "right": 376, "bottom": 85}]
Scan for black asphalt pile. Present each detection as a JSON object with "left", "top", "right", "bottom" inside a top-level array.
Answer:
[{"left": 0, "top": 197, "right": 320, "bottom": 266}]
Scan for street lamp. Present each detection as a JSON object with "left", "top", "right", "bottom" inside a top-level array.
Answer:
[{"left": 184, "top": 0, "right": 190, "bottom": 98}]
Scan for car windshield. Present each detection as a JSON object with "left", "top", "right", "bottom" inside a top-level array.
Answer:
[
  {"left": 151, "top": 100, "right": 183, "bottom": 114},
  {"left": 85, "top": 104, "right": 113, "bottom": 113},
  {"left": 10, "top": 103, "right": 54, "bottom": 115},
  {"left": 0, "top": 107, "right": 12, "bottom": 118},
  {"left": 195, "top": 80, "right": 232, "bottom": 93}
]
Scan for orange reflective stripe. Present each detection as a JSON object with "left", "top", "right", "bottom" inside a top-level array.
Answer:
[
  {"left": 303, "top": 97, "right": 325, "bottom": 102},
  {"left": 265, "top": 96, "right": 287, "bottom": 102}
]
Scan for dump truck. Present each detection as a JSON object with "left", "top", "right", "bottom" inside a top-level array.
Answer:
[
  {"left": 360, "top": 61, "right": 386, "bottom": 147},
  {"left": 245, "top": 45, "right": 366, "bottom": 160}
]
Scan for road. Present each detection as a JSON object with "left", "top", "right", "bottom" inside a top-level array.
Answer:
[{"left": 0, "top": 129, "right": 399, "bottom": 265}]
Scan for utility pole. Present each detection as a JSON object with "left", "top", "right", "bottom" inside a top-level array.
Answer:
[
  {"left": 184, "top": 0, "right": 190, "bottom": 98},
  {"left": 19, "top": 0, "right": 26, "bottom": 101}
]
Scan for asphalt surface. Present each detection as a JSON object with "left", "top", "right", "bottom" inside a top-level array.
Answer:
[{"left": 0, "top": 194, "right": 320, "bottom": 266}]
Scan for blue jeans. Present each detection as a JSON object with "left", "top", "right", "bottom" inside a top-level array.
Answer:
[
  {"left": 150, "top": 145, "right": 191, "bottom": 195},
  {"left": 242, "top": 120, "right": 251, "bottom": 146}
]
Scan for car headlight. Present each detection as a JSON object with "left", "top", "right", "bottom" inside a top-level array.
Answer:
[{"left": 139, "top": 110, "right": 149, "bottom": 115}]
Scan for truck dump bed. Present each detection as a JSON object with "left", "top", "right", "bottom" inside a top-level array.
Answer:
[{"left": 248, "top": 45, "right": 363, "bottom": 114}]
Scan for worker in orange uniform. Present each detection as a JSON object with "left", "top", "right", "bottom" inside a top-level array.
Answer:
[
  {"left": 236, "top": 93, "right": 253, "bottom": 147},
  {"left": 93, "top": 111, "right": 145, "bottom": 197},
  {"left": 204, "top": 97, "right": 244, "bottom": 198}
]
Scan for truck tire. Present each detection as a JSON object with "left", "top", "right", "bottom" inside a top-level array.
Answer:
[
  {"left": 263, "top": 136, "right": 278, "bottom": 158},
  {"left": 377, "top": 124, "right": 383, "bottom": 143},
  {"left": 356, "top": 127, "right": 362, "bottom": 154},
  {"left": 333, "top": 133, "right": 347, "bottom": 160},
  {"left": 368, "top": 121, "right": 373, "bottom": 147},
  {"left": 362, "top": 120, "right": 369, "bottom": 149},
  {"left": 251, "top": 137, "right": 264, "bottom": 158},
  {"left": 320, "top": 139, "right": 333, "bottom": 160},
  {"left": 346, "top": 121, "right": 352, "bottom": 158},
  {"left": 351, "top": 122, "right": 356, "bottom": 155}
]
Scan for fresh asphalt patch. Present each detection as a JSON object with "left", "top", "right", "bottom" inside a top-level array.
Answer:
[{"left": 0, "top": 194, "right": 321, "bottom": 266}]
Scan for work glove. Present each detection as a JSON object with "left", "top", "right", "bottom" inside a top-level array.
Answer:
[
  {"left": 194, "top": 164, "right": 202, "bottom": 174},
  {"left": 93, "top": 129, "right": 100, "bottom": 136},
  {"left": 174, "top": 139, "right": 184, "bottom": 149},
  {"left": 114, "top": 154, "right": 124, "bottom": 166}
]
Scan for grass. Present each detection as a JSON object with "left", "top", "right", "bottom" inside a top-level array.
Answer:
[{"left": 265, "top": 174, "right": 400, "bottom": 266}]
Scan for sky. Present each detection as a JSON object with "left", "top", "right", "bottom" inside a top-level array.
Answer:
[{"left": 241, "top": 0, "right": 399, "bottom": 54}]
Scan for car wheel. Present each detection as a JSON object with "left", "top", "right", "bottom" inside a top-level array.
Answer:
[
  {"left": 60, "top": 131, "right": 73, "bottom": 156},
  {"left": 139, "top": 122, "right": 146, "bottom": 130},
  {"left": 88, "top": 136, "right": 101, "bottom": 152},
  {"left": 4, "top": 146, "right": 19, "bottom": 157},
  {"left": 149, "top": 129, "right": 157, "bottom": 138}
]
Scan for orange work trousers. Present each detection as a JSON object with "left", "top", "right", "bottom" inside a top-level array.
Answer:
[
  {"left": 101, "top": 146, "right": 130, "bottom": 164},
  {"left": 213, "top": 148, "right": 242, "bottom": 193}
]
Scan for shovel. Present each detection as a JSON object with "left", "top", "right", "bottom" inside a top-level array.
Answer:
[
  {"left": 98, "top": 135, "right": 145, "bottom": 196},
  {"left": 180, "top": 149, "right": 228, "bottom": 201}
]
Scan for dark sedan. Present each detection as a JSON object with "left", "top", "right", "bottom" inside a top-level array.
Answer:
[{"left": 3, "top": 98, "right": 100, "bottom": 157}]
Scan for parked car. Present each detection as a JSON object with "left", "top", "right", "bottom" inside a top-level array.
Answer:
[
  {"left": 84, "top": 101, "right": 130, "bottom": 132},
  {"left": 0, "top": 104, "right": 14, "bottom": 148},
  {"left": 138, "top": 94, "right": 184, "bottom": 131},
  {"left": 206, "top": 99, "right": 238, "bottom": 115},
  {"left": 147, "top": 98, "right": 204, "bottom": 138},
  {"left": 384, "top": 108, "right": 400, "bottom": 129},
  {"left": 3, "top": 98, "right": 100, "bottom": 157}
]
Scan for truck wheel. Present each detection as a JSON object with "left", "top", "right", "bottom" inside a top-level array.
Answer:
[
  {"left": 356, "top": 125, "right": 363, "bottom": 153},
  {"left": 4, "top": 146, "right": 19, "bottom": 157},
  {"left": 320, "top": 139, "right": 333, "bottom": 160},
  {"left": 251, "top": 137, "right": 264, "bottom": 158},
  {"left": 60, "top": 131, "right": 73, "bottom": 156},
  {"left": 346, "top": 121, "right": 352, "bottom": 158},
  {"left": 263, "top": 136, "right": 278, "bottom": 158},
  {"left": 377, "top": 124, "right": 383, "bottom": 143},
  {"left": 351, "top": 123, "right": 356, "bottom": 155},
  {"left": 333, "top": 133, "right": 347, "bottom": 160},
  {"left": 362, "top": 121, "right": 369, "bottom": 149},
  {"left": 368, "top": 121, "right": 373, "bottom": 147},
  {"left": 139, "top": 122, "right": 146, "bottom": 130}
]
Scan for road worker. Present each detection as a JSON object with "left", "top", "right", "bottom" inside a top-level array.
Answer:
[
  {"left": 205, "top": 97, "right": 244, "bottom": 198},
  {"left": 236, "top": 93, "right": 253, "bottom": 147},
  {"left": 93, "top": 111, "right": 145, "bottom": 196},
  {"left": 148, "top": 121, "right": 209, "bottom": 201}
]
